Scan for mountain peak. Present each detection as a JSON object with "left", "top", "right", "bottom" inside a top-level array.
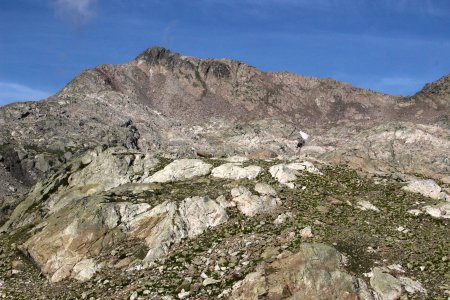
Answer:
[{"left": 135, "top": 46, "right": 181, "bottom": 64}]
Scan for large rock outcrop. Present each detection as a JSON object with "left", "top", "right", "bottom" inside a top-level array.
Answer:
[
  {"left": 229, "top": 243, "right": 371, "bottom": 300},
  {"left": 229, "top": 244, "right": 427, "bottom": 300},
  {"left": 211, "top": 163, "right": 262, "bottom": 180},
  {"left": 21, "top": 195, "right": 227, "bottom": 282},
  {"left": 1, "top": 146, "right": 159, "bottom": 231},
  {"left": 144, "top": 159, "right": 212, "bottom": 183}
]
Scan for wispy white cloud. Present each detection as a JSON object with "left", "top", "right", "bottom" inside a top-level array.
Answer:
[
  {"left": 51, "top": 0, "right": 98, "bottom": 27},
  {"left": 0, "top": 82, "right": 51, "bottom": 106}
]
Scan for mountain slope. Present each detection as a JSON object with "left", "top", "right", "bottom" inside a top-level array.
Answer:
[
  {"left": 0, "top": 48, "right": 449, "bottom": 189},
  {"left": 0, "top": 47, "right": 449, "bottom": 299},
  {"left": 1, "top": 47, "right": 449, "bottom": 199},
  {"left": 56, "top": 47, "right": 400, "bottom": 125}
]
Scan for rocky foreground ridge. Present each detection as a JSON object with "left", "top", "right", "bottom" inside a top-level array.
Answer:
[{"left": 0, "top": 47, "right": 449, "bottom": 299}]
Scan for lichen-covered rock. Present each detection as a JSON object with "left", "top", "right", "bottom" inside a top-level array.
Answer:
[
  {"left": 254, "top": 182, "right": 277, "bottom": 196},
  {"left": 34, "top": 154, "right": 51, "bottom": 173},
  {"left": 269, "top": 164, "right": 298, "bottom": 184},
  {"left": 145, "top": 159, "right": 212, "bottom": 183},
  {"left": 19, "top": 195, "right": 227, "bottom": 282},
  {"left": 399, "top": 276, "right": 427, "bottom": 295},
  {"left": 1, "top": 147, "right": 159, "bottom": 232},
  {"left": 229, "top": 243, "right": 372, "bottom": 300},
  {"left": 402, "top": 179, "right": 449, "bottom": 201},
  {"left": 21, "top": 196, "right": 122, "bottom": 282},
  {"left": 369, "top": 267, "right": 426, "bottom": 300},
  {"left": 116, "top": 195, "right": 228, "bottom": 263},
  {"left": 422, "top": 202, "right": 450, "bottom": 219},
  {"left": 131, "top": 201, "right": 182, "bottom": 262},
  {"left": 269, "top": 161, "right": 321, "bottom": 186},
  {"left": 287, "top": 161, "right": 323, "bottom": 175},
  {"left": 273, "top": 212, "right": 293, "bottom": 225},
  {"left": 357, "top": 200, "right": 380, "bottom": 212},
  {"left": 71, "top": 259, "right": 100, "bottom": 282},
  {"left": 211, "top": 163, "right": 262, "bottom": 180},
  {"left": 230, "top": 186, "right": 280, "bottom": 217},
  {"left": 48, "top": 149, "right": 159, "bottom": 213},
  {"left": 224, "top": 156, "right": 248, "bottom": 163},
  {"left": 370, "top": 267, "right": 402, "bottom": 300},
  {"left": 178, "top": 196, "right": 229, "bottom": 238}
]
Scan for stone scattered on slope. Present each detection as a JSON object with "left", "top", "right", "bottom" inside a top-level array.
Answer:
[
  {"left": 269, "top": 161, "right": 321, "bottom": 187},
  {"left": 273, "top": 212, "right": 293, "bottom": 225},
  {"left": 399, "top": 276, "right": 427, "bottom": 295},
  {"left": 178, "top": 290, "right": 190, "bottom": 299},
  {"left": 230, "top": 186, "right": 280, "bottom": 217},
  {"left": 229, "top": 243, "right": 372, "bottom": 300},
  {"left": 299, "top": 226, "right": 313, "bottom": 239},
  {"left": 71, "top": 259, "right": 100, "bottom": 282},
  {"left": 224, "top": 156, "right": 249, "bottom": 163},
  {"left": 145, "top": 159, "right": 212, "bottom": 183},
  {"left": 129, "top": 291, "right": 138, "bottom": 300},
  {"left": 441, "top": 176, "right": 450, "bottom": 184},
  {"left": 254, "top": 182, "right": 277, "bottom": 196},
  {"left": 215, "top": 194, "right": 235, "bottom": 208},
  {"left": 357, "top": 200, "right": 380, "bottom": 212},
  {"left": 202, "top": 277, "right": 220, "bottom": 286},
  {"left": 402, "top": 179, "right": 450, "bottom": 201},
  {"left": 422, "top": 202, "right": 450, "bottom": 219},
  {"left": 211, "top": 163, "right": 262, "bottom": 180},
  {"left": 34, "top": 154, "right": 51, "bottom": 173},
  {"left": 370, "top": 267, "right": 426, "bottom": 300},
  {"left": 370, "top": 267, "right": 402, "bottom": 300},
  {"left": 269, "top": 164, "right": 298, "bottom": 185},
  {"left": 407, "top": 209, "right": 422, "bottom": 216},
  {"left": 287, "top": 161, "right": 323, "bottom": 175}
]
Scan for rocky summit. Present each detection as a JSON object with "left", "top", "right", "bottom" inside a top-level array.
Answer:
[{"left": 0, "top": 47, "right": 449, "bottom": 299}]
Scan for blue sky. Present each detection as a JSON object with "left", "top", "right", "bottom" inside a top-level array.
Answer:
[{"left": 1, "top": 0, "right": 450, "bottom": 105}]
